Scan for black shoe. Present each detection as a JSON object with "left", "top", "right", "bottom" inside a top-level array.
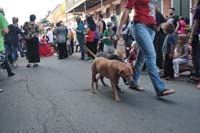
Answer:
[
  {"left": 33, "top": 64, "right": 39, "bottom": 67},
  {"left": 26, "top": 64, "right": 31, "bottom": 68},
  {"left": 8, "top": 72, "right": 15, "bottom": 77}
]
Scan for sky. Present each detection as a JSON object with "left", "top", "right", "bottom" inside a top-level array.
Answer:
[{"left": 1, "top": 0, "right": 64, "bottom": 25}]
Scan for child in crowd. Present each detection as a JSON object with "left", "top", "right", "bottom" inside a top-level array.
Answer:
[
  {"left": 102, "top": 22, "right": 116, "bottom": 54},
  {"left": 161, "top": 22, "right": 175, "bottom": 80},
  {"left": 173, "top": 34, "right": 190, "bottom": 78}
]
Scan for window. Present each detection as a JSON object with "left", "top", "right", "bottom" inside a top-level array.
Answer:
[
  {"left": 115, "top": 4, "right": 121, "bottom": 15},
  {"left": 106, "top": 8, "right": 110, "bottom": 18}
]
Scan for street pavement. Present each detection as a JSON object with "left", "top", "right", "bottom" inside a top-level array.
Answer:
[{"left": 0, "top": 54, "right": 200, "bottom": 133}]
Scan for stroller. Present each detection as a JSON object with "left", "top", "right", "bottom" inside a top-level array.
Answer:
[{"left": 124, "top": 41, "right": 138, "bottom": 66}]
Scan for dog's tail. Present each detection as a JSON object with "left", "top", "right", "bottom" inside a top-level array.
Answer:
[{"left": 86, "top": 47, "right": 97, "bottom": 58}]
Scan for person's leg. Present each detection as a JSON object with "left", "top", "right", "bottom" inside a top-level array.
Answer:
[
  {"left": 165, "top": 55, "right": 174, "bottom": 79},
  {"left": 86, "top": 42, "right": 93, "bottom": 59},
  {"left": 103, "top": 45, "right": 109, "bottom": 54},
  {"left": 192, "top": 36, "right": 200, "bottom": 78},
  {"left": 70, "top": 39, "right": 74, "bottom": 54},
  {"left": 4, "top": 58, "right": 15, "bottom": 76},
  {"left": 78, "top": 39, "right": 85, "bottom": 60},
  {"left": 173, "top": 58, "right": 189, "bottom": 77},
  {"left": 11, "top": 45, "right": 18, "bottom": 67},
  {"left": 133, "top": 23, "right": 165, "bottom": 94}
]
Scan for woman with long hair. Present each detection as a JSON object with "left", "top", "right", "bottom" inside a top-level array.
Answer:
[{"left": 85, "top": 16, "right": 97, "bottom": 61}]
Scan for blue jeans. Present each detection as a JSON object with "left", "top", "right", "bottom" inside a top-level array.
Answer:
[
  {"left": 11, "top": 45, "right": 18, "bottom": 62},
  {"left": 77, "top": 38, "right": 85, "bottom": 60},
  {"left": 132, "top": 23, "right": 165, "bottom": 94}
]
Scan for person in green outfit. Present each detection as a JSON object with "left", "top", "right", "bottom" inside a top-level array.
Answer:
[
  {"left": 102, "top": 22, "right": 116, "bottom": 54},
  {"left": 0, "top": 7, "right": 15, "bottom": 92}
]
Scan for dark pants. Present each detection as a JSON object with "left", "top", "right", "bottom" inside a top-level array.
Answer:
[
  {"left": 86, "top": 40, "right": 97, "bottom": 59},
  {"left": 98, "top": 36, "right": 104, "bottom": 52},
  {"left": 57, "top": 43, "right": 68, "bottom": 59},
  {"left": 192, "top": 35, "right": 200, "bottom": 77},
  {"left": 70, "top": 39, "right": 74, "bottom": 53},
  {"left": 154, "top": 31, "right": 166, "bottom": 69},
  {"left": 26, "top": 37, "right": 40, "bottom": 63},
  {"left": 163, "top": 54, "right": 174, "bottom": 78}
]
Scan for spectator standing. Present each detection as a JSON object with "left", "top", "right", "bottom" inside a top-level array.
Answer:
[
  {"left": 189, "top": 0, "right": 200, "bottom": 82},
  {"left": 177, "top": 16, "right": 187, "bottom": 34},
  {"left": 47, "top": 28, "right": 57, "bottom": 54},
  {"left": 97, "top": 14, "right": 106, "bottom": 52},
  {"left": 167, "top": 8, "right": 180, "bottom": 34},
  {"left": 117, "top": 0, "right": 175, "bottom": 97},
  {"left": 85, "top": 16, "right": 97, "bottom": 61},
  {"left": 5, "top": 17, "right": 22, "bottom": 67},
  {"left": 74, "top": 16, "right": 85, "bottom": 60},
  {"left": 23, "top": 14, "right": 40, "bottom": 67},
  {"left": 161, "top": 22, "right": 175, "bottom": 80},
  {"left": 102, "top": 22, "right": 116, "bottom": 54},
  {"left": 54, "top": 21, "right": 68, "bottom": 59},
  {"left": 154, "top": 6, "right": 166, "bottom": 70},
  {"left": 0, "top": 8, "right": 15, "bottom": 81},
  {"left": 68, "top": 28, "right": 74, "bottom": 54}
]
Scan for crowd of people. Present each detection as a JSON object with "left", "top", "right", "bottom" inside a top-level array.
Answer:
[{"left": 0, "top": 0, "right": 200, "bottom": 95}]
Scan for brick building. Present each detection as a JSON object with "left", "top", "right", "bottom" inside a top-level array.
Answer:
[{"left": 65, "top": 0, "right": 196, "bottom": 27}]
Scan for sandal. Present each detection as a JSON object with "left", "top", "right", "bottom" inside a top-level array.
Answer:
[
  {"left": 157, "top": 89, "right": 175, "bottom": 97},
  {"left": 129, "top": 85, "right": 144, "bottom": 91}
]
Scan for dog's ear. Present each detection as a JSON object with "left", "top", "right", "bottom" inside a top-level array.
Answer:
[{"left": 119, "top": 67, "right": 125, "bottom": 75}]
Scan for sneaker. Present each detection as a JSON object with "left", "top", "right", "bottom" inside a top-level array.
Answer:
[
  {"left": 12, "top": 63, "right": 18, "bottom": 68},
  {"left": 26, "top": 64, "right": 31, "bottom": 68},
  {"left": 197, "top": 83, "right": 200, "bottom": 89},
  {"left": 174, "top": 73, "right": 179, "bottom": 78},
  {"left": 33, "top": 64, "right": 39, "bottom": 67},
  {"left": 88, "top": 59, "right": 93, "bottom": 62},
  {"left": 8, "top": 72, "right": 15, "bottom": 77},
  {"left": 0, "top": 88, "right": 4, "bottom": 93}
]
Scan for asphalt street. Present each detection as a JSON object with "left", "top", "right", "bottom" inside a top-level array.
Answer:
[{"left": 0, "top": 54, "right": 199, "bottom": 133}]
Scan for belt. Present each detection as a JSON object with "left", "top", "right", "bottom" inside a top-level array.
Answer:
[{"left": 134, "top": 21, "right": 156, "bottom": 31}]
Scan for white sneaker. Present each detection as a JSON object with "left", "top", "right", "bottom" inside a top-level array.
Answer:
[
  {"left": 0, "top": 88, "right": 4, "bottom": 93},
  {"left": 174, "top": 73, "right": 179, "bottom": 78}
]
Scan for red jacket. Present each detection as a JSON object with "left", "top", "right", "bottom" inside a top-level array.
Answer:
[{"left": 125, "top": 0, "right": 157, "bottom": 25}]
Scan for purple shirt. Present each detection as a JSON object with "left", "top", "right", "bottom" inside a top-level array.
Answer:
[{"left": 193, "top": 5, "right": 200, "bottom": 34}]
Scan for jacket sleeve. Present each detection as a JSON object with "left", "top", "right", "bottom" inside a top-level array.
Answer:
[{"left": 125, "top": 0, "right": 135, "bottom": 9}]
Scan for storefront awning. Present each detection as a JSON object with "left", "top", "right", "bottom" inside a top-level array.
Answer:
[{"left": 66, "top": 0, "right": 104, "bottom": 13}]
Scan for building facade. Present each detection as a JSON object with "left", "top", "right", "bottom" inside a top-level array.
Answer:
[{"left": 46, "top": 0, "right": 196, "bottom": 27}]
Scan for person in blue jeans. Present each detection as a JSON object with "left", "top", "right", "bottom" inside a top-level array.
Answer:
[
  {"left": 74, "top": 16, "right": 85, "bottom": 60},
  {"left": 117, "top": 0, "right": 175, "bottom": 97}
]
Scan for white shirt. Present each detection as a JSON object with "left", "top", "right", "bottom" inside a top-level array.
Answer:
[{"left": 47, "top": 30, "right": 54, "bottom": 43}]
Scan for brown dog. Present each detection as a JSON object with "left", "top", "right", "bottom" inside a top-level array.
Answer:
[{"left": 91, "top": 57, "right": 133, "bottom": 102}]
